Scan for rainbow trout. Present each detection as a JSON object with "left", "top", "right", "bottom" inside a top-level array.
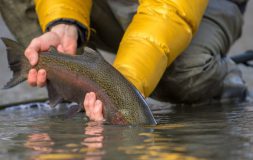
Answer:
[{"left": 2, "top": 38, "right": 156, "bottom": 125}]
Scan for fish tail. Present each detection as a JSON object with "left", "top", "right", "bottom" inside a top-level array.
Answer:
[{"left": 1, "top": 38, "right": 29, "bottom": 89}]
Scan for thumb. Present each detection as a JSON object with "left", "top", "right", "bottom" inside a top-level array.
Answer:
[
  {"left": 57, "top": 44, "right": 64, "bottom": 53},
  {"left": 51, "top": 24, "right": 78, "bottom": 55},
  {"left": 62, "top": 38, "right": 77, "bottom": 55}
]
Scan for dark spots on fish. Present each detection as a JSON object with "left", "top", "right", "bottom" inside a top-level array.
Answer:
[
  {"left": 2, "top": 38, "right": 156, "bottom": 125},
  {"left": 112, "top": 112, "right": 128, "bottom": 125}
]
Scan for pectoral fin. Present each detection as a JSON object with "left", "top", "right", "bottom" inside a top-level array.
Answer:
[
  {"left": 65, "top": 104, "right": 82, "bottom": 118},
  {"left": 47, "top": 81, "right": 64, "bottom": 107}
]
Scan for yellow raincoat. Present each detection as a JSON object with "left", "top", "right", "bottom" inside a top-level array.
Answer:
[{"left": 35, "top": 0, "right": 208, "bottom": 97}]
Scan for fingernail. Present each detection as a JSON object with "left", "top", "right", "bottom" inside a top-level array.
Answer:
[
  {"left": 90, "top": 92, "right": 96, "bottom": 97},
  {"left": 40, "top": 70, "right": 46, "bottom": 76}
]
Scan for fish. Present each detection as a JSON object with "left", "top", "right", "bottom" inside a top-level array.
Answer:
[{"left": 1, "top": 38, "right": 157, "bottom": 125}]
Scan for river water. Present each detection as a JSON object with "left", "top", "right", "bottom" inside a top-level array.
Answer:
[{"left": 0, "top": 102, "right": 253, "bottom": 160}]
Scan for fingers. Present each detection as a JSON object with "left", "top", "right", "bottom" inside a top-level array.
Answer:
[
  {"left": 24, "top": 43, "right": 39, "bottom": 66},
  {"left": 27, "top": 69, "right": 37, "bottom": 86},
  {"left": 25, "top": 31, "right": 61, "bottom": 87},
  {"left": 84, "top": 92, "right": 104, "bottom": 121},
  {"left": 84, "top": 93, "right": 95, "bottom": 117},
  {"left": 27, "top": 69, "right": 47, "bottom": 87},
  {"left": 94, "top": 100, "right": 104, "bottom": 121},
  {"left": 25, "top": 24, "right": 78, "bottom": 88},
  {"left": 62, "top": 38, "right": 77, "bottom": 55},
  {"left": 57, "top": 44, "right": 64, "bottom": 53},
  {"left": 37, "top": 69, "right": 47, "bottom": 87},
  {"left": 24, "top": 32, "right": 60, "bottom": 66},
  {"left": 25, "top": 24, "right": 78, "bottom": 66}
]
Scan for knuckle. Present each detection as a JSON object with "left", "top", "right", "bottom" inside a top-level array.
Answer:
[
  {"left": 31, "top": 37, "right": 41, "bottom": 45},
  {"left": 24, "top": 48, "right": 31, "bottom": 57}
]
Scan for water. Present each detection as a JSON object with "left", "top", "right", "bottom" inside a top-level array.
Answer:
[{"left": 0, "top": 102, "right": 253, "bottom": 160}]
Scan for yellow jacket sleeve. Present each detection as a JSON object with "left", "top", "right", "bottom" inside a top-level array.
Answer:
[
  {"left": 113, "top": 0, "right": 208, "bottom": 97},
  {"left": 35, "top": 0, "right": 92, "bottom": 38}
]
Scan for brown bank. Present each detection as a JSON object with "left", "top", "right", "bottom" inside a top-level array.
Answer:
[{"left": 2, "top": 38, "right": 156, "bottom": 125}]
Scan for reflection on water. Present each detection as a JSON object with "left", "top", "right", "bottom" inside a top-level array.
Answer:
[
  {"left": 25, "top": 133, "right": 54, "bottom": 153},
  {"left": 0, "top": 102, "right": 253, "bottom": 160},
  {"left": 25, "top": 121, "right": 105, "bottom": 160}
]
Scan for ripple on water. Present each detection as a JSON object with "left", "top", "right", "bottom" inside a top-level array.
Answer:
[{"left": 0, "top": 102, "right": 253, "bottom": 159}]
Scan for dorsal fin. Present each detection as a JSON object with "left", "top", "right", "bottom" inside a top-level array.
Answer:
[
  {"left": 49, "top": 46, "right": 58, "bottom": 54},
  {"left": 83, "top": 47, "right": 103, "bottom": 57},
  {"left": 76, "top": 47, "right": 104, "bottom": 63}
]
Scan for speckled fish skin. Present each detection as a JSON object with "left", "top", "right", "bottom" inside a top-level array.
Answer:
[{"left": 2, "top": 38, "right": 157, "bottom": 125}]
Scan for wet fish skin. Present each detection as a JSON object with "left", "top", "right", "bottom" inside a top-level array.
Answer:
[{"left": 2, "top": 38, "right": 157, "bottom": 125}]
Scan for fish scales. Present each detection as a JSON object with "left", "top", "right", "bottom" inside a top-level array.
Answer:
[{"left": 2, "top": 38, "right": 157, "bottom": 125}]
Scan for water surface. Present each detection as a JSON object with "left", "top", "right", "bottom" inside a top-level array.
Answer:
[{"left": 0, "top": 102, "right": 253, "bottom": 160}]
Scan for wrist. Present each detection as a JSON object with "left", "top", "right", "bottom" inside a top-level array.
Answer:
[
  {"left": 50, "top": 24, "right": 78, "bottom": 38},
  {"left": 50, "top": 23, "right": 77, "bottom": 31},
  {"left": 46, "top": 19, "right": 88, "bottom": 47}
]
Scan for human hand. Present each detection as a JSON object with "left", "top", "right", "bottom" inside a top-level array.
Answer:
[
  {"left": 84, "top": 92, "right": 104, "bottom": 121},
  {"left": 25, "top": 24, "right": 104, "bottom": 122},
  {"left": 24, "top": 23, "right": 78, "bottom": 87}
]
